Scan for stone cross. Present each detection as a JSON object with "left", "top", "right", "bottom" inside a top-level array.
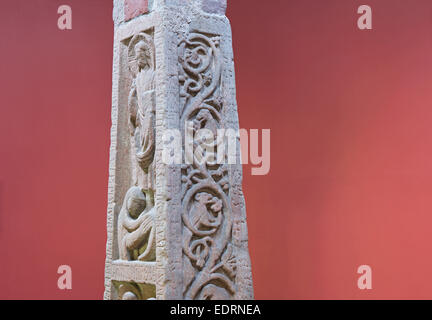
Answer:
[{"left": 104, "top": 0, "right": 253, "bottom": 300}]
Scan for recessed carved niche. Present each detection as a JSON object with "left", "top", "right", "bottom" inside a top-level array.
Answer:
[{"left": 114, "top": 29, "right": 156, "bottom": 263}]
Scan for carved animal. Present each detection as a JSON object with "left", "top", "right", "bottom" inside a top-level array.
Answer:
[
  {"left": 195, "top": 109, "right": 217, "bottom": 133},
  {"left": 190, "top": 192, "right": 222, "bottom": 231}
]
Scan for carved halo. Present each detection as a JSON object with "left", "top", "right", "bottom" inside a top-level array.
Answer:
[
  {"left": 128, "top": 32, "right": 155, "bottom": 77},
  {"left": 118, "top": 283, "right": 142, "bottom": 300}
]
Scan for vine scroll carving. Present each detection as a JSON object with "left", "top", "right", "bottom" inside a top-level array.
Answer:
[{"left": 179, "top": 32, "right": 236, "bottom": 300}]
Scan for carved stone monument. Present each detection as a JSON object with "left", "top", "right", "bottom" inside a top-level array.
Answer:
[{"left": 104, "top": 0, "right": 253, "bottom": 300}]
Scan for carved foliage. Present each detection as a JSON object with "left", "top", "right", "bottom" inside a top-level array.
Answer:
[{"left": 179, "top": 32, "right": 236, "bottom": 300}]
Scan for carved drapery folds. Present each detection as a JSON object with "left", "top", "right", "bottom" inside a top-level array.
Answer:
[
  {"left": 179, "top": 32, "right": 236, "bottom": 300},
  {"left": 128, "top": 32, "right": 156, "bottom": 176},
  {"left": 118, "top": 31, "right": 156, "bottom": 264}
]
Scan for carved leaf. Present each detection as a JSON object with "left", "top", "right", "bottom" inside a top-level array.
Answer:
[{"left": 221, "top": 244, "right": 237, "bottom": 279}]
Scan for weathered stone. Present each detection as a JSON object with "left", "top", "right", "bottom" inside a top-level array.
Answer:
[
  {"left": 113, "top": 0, "right": 125, "bottom": 26},
  {"left": 105, "top": 0, "right": 253, "bottom": 300},
  {"left": 201, "top": 0, "right": 227, "bottom": 15}
]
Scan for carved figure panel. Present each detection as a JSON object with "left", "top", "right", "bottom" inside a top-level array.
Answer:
[
  {"left": 117, "top": 31, "right": 156, "bottom": 262},
  {"left": 127, "top": 31, "right": 156, "bottom": 189}
]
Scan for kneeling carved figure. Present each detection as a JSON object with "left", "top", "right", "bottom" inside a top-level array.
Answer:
[{"left": 118, "top": 186, "right": 156, "bottom": 261}]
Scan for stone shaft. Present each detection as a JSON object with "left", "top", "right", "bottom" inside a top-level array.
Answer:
[{"left": 105, "top": 0, "right": 253, "bottom": 300}]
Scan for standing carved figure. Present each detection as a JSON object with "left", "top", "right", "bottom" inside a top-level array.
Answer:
[
  {"left": 127, "top": 32, "right": 156, "bottom": 190},
  {"left": 118, "top": 32, "right": 156, "bottom": 262}
]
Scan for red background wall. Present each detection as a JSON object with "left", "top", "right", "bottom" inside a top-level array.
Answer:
[{"left": 1, "top": 0, "right": 432, "bottom": 299}]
